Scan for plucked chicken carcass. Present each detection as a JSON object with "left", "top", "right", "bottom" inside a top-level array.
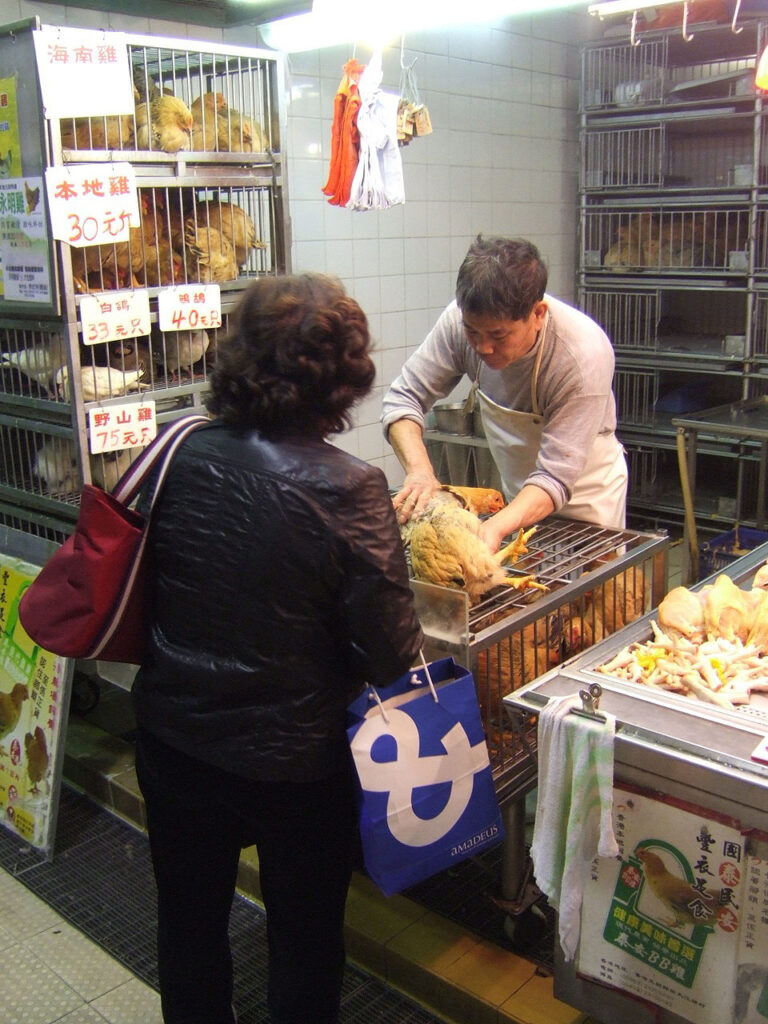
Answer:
[
  {"left": 597, "top": 564, "right": 768, "bottom": 708},
  {"left": 135, "top": 95, "right": 194, "bottom": 153},
  {"left": 753, "top": 560, "right": 768, "bottom": 590},
  {"left": 189, "top": 200, "right": 265, "bottom": 268},
  {"left": 407, "top": 492, "right": 545, "bottom": 603}
]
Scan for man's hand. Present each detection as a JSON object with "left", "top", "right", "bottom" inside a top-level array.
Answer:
[{"left": 393, "top": 471, "right": 441, "bottom": 524}]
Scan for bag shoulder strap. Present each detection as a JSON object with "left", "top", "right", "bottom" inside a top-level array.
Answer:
[{"left": 111, "top": 414, "right": 209, "bottom": 507}]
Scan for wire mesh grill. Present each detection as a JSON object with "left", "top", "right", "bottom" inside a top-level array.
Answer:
[{"left": 412, "top": 519, "right": 667, "bottom": 798}]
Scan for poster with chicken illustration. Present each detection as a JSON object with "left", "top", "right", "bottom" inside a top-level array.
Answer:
[
  {"left": 576, "top": 785, "right": 765, "bottom": 1024},
  {"left": 0, "top": 555, "right": 70, "bottom": 850}
]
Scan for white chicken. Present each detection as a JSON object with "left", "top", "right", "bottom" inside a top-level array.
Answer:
[
  {"left": 153, "top": 330, "right": 210, "bottom": 378},
  {"left": 1, "top": 339, "right": 67, "bottom": 393},
  {"left": 55, "top": 365, "right": 149, "bottom": 403},
  {"left": 33, "top": 439, "right": 79, "bottom": 496}
]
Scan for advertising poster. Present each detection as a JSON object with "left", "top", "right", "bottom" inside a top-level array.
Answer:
[
  {"left": 735, "top": 841, "right": 768, "bottom": 1024},
  {"left": 577, "top": 785, "right": 751, "bottom": 1024},
  {"left": 0, "top": 177, "right": 51, "bottom": 304},
  {"left": 0, "top": 555, "right": 69, "bottom": 851}
]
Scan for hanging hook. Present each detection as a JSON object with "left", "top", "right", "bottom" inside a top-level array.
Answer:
[
  {"left": 731, "top": 0, "right": 743, "bottom": 33},
  {"left": 630, "top": 9, "right": 641, "bottom": 47},
  {"left": 400, "top": 35, "right": 419, "bottom": 72},
  {"left": 681, "top": 0, "right": 694, "bottom": 42}
]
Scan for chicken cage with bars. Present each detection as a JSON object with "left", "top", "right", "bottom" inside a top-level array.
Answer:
[
  {"left": 0, "top": 18, "right": 289, "bottom": 543},
  {"left": 578, "top": 16, "right": 768, "bottom": 538},
  {"left": 406, "top": 515, "right": 668, "bottom": 905}
]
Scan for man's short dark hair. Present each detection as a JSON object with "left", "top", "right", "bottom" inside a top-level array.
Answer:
[{"left": 455, "top": 236, "right": 547, "bottom": 321}]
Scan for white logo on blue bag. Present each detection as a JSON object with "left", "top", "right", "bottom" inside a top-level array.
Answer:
[{"left": 351, "top": 707, "right": 491, "bottom": 847}]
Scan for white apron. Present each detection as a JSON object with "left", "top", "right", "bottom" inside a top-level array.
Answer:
[{"left": 468, "top": 324, "right": 628, "bottom": 529}]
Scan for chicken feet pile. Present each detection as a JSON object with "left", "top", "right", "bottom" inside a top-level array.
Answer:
[{"left": 595, "top": 566, "right": 768, "bottom": 709}]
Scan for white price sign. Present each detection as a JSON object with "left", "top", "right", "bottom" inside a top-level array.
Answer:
[
  {"left": 32, "top": 26, "right": 135, "bottom": 119},
  {"left": 45, "top": 163, "right": 139, "bottom": 247},
  {"left": 158, "top": 284, "right": 222, "bottom": 332},
  {"left": 88, "top": 400, "right": 157, "bottom": 455},
  {"left": 80, "top": 290, "right": 151, "bottom": 345}
]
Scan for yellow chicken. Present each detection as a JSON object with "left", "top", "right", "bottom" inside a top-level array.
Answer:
[
  {"left": 184, "top": 223, "right": 238, "bottom": 283},
  {"left": 409, "top": 501, "right": 544, "bottom": 604},
  {"left": 190, "top": 91, "right": 267, "bottom": 153},
  {"left": 135, "top": 96, "right": 193, "bottom": 153},
  {"left": 24, "top": 726, "right": 49, "bottom": 794},
  {"left": 0, "top": 683, "right": 28, "bottom": 751},
  {"left": 61, "top": 114, "right": 134, "bottom": 150},
  {"left": 190, "top": 200, "right": 265, "bottom": 267},
  {"left": 637, "top": 848, "right": 722, "bottom": 928}
]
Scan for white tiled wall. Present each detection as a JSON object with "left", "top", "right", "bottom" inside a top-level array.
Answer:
[{"left": 12, "top": 1, "right": 599, "bottom": 486}]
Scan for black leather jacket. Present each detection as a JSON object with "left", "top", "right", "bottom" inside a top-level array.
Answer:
[{"left": 132, "top": 419, "right": 423, "bottom": 782}]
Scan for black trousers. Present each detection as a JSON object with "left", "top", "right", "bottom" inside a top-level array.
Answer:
[{"left": 135, "top": 728, "right": 358, "bottom": 1024}]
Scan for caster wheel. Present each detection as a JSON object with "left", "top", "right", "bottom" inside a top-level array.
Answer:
[{"left": 70, "top": 673, "right": 101, "bottom": 715}]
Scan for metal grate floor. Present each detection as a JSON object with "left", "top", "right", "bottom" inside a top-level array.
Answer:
[{"left": 0, "top": 785, "right": 451, "bottom": 1024}]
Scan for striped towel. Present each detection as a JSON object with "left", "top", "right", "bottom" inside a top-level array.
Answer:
[{"left": 530, "top": 693, "right": 619, "bottom": 961}]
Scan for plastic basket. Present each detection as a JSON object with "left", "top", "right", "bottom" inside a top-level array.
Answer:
[{"left": 698, "top": 527, "right": 768, "bottom": 579}]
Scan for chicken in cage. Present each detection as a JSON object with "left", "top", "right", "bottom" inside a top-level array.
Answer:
[
  {"left": 70, "top": 185, "right": 271, "bottom": 295},
  {"left": 59, "top": 45, "right": 273, "bottom": 157}
]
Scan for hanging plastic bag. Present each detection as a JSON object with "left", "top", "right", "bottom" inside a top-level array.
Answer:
[{"left": 347, "top": 50, "right": 405, "bottom": 211}]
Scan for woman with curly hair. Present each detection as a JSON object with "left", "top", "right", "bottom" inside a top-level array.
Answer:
[{"left": 133, "top": 274, "right": 423, "bottom": 1024}]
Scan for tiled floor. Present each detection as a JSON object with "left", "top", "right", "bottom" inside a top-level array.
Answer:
[{"left": 0, "top": 866, "right": 164, "bottom": 1024}]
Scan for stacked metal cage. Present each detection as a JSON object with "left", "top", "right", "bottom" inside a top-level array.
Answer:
[{"left": 0, "top": 20, "right": 289, "bottom": 542}]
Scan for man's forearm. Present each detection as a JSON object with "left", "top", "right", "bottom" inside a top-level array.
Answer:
[
  {"left": 480, "top": 484, "right": 555, "bottom": 551},
  {"left": 387, "top": 418, "right": 434, "bottom": 476}
]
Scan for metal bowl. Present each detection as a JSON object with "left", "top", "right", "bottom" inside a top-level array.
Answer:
[{"left": 432, "top": 402, "right": 472, "bottom": 435}]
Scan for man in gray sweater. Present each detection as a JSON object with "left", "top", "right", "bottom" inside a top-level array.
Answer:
[{"left": 382, "top": 236, "right": 627, "bottom": 551}]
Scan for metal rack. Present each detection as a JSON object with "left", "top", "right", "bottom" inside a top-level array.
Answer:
[
  {"left": 0, "top": 19, "right": 289, "bottom": 542},
  {"left": 409, "top": 516, "right": 668, "bottom": 906},
  {"left": 578, "top": 18, "right": 768, "bottom": 538},
  {"left": 504, "top": 541, "right": 768, "bottom": 1024}
]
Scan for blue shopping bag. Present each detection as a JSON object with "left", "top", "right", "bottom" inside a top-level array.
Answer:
[{"left": 347, "top": 656, "right": 504, "bottom": 897}]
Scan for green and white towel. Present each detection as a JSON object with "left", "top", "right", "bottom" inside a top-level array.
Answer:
[{"left": 530, "top": 693, "right": 619, "bottom": 961}]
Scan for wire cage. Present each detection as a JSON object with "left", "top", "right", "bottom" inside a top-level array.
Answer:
[
  {"left": 581, "top": 285, "right": 748, "bottom": 356},
  {"left": 582, "top": 204, "right": 751, "bottom": 273},
  {"left": 0, "top": 24, "right": 290, "bottom": 534},
  {"left": 581, "top": 115, "right": 754, "bottom": 193},
  {"left": 410, "top": 519, "right": 668, "bottom": 803},
  {"left": 581, "top": 30, "right": 757, "bottom": 113},
  {"left": 752, "top": 290, "right": 768, "bottom": 362}
]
